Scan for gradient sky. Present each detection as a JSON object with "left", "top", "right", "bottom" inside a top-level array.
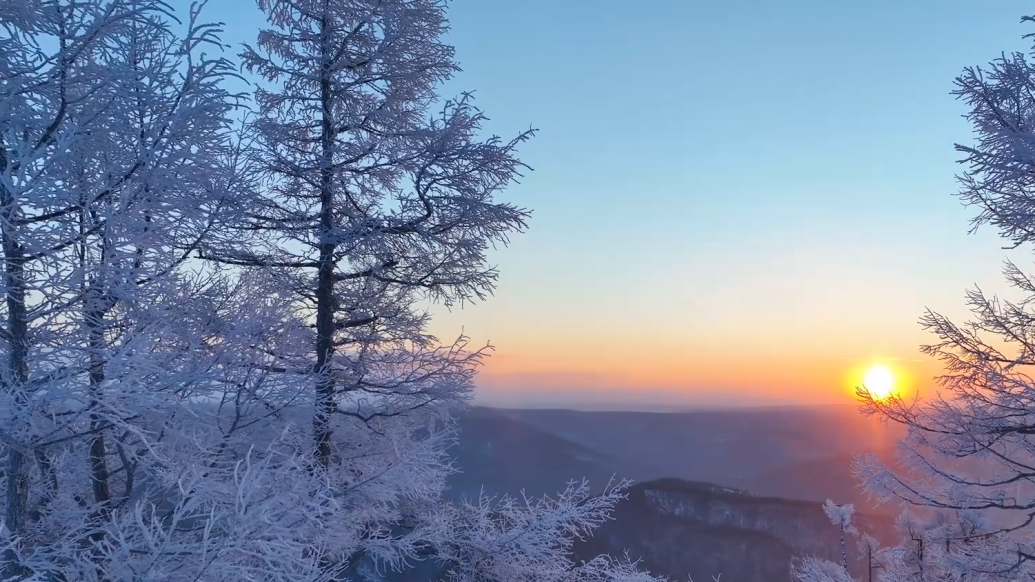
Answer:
[{"left": 190, "top": 0, "right": 1035, "bottom": 409}]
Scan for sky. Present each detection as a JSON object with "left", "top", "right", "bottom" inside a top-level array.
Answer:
[{"left": 188, "top": 0, "right": 1035, "bottom": 410}]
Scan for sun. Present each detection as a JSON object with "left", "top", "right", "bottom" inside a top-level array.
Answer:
[{"left": 862, "top": 364, "right": 895, "bottom": 399}]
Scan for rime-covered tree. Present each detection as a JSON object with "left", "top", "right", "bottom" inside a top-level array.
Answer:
[
  {"left": 214, "top": 0, "right": 535, "bottom": 467},
  {"left": 851, "top": 11, "right": 1035, "bottom": 582},
  {"left": 793, "top": 500, "right": 863, "bottom": 582},
  {"left": 202, "top": 2, "right": 665, "bottom": 581},
  {"left": 857, "top": 532, "right": 883, "bottom": 582},
  {"left": 825, "top": 500, "right": 858, "bottom": 571},
  {"left": 0, "top": 0, "right": 247, "bottom": 577},
  {"left": 3, "top": 1, "right": 669, "bottom": 581},
  {"left": 793, "top": 557, "right": 856, "bottom": 582}
]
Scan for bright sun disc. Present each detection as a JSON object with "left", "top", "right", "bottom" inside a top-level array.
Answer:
[{"left": 863, "top": 365, "right": 895, "bottom": 398}]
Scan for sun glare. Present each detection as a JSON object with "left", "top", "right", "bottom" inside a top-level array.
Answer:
[{"left": 862, "top": 364, "right": 895, "bottom": 399}]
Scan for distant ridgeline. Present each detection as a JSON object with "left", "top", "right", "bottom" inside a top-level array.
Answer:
[{"left": 646, "top": 479, "right": 754, "bottom": 497}]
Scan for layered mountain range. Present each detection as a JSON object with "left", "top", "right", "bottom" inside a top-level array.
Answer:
[{"left": 443, "top": 405, "right": 904, "bottom": 582}]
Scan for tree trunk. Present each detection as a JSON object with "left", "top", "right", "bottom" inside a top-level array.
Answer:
[
  {"left": 312, "top": 6, "right": 338, "bottom": 468},
  {"left": 1, "top": 178, "right": 31, "bottom": 578},
  {"left": 867, "top": 546, "right": 872, "bottom": 582},
  {"left": 86, "top": 299, "right": 112, "bottom": 510},
  {"left": 839, "top": 527, "right": 847, "bottom": 570}
]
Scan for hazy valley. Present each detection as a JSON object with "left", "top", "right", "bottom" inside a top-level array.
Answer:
[{"left": 446, "top": 405, "right": 905, "bottom": 582}]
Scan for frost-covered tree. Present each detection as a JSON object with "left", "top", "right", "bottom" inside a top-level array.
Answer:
[
  {"left": 850, "top": 11, "right": 1035, "bottom": 582},
  {"left": 204, "top": 0, "right": 535, "bottom": 468},
  {"left": 856, "top": 533, "right": 883, "bottom": 582},
  {"left": 824, "top": 500, "right": 858, "bottom": 570},
  {"left": 193, "top": 2, "right": 663, "bottom": 581},
  {"left": 3, "top": 1, "right": 668, "bottom": 581},
  {"left": 0, "top": 0, "right": 243, "bottom": 577},
  {"left": 792, "top": 500, "right": 862, "bottom": 582},
  {"left": 793, "top": 556, "right": 856, "bottom": 582}
]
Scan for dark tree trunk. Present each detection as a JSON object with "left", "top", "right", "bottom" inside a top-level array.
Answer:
[
  {"left": 312, "top": 6, "right": 338, "bottom": 468},
  {"left": 839, "top": 526, "right": 847, "bottom": 570},
  {"left": 1, "top": 175, "right": 31, "bottom": 578},
  {"left": 87, "top": 301, "right": 112, "bottom": 509},
  {"left": 867, "top": 546, "right": 872, "bottom": 582}
]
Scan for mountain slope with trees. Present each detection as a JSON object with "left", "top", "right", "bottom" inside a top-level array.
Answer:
[{"left": 573, "top": 479, "right": 895, "bottom": 582}]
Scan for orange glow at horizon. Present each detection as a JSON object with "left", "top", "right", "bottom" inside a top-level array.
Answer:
[
  {"left": 431, "top": 285, "right": 950, "bottom": 406},
  {"left": 475, "top": 345, "right": 939, "bottom": 406}
]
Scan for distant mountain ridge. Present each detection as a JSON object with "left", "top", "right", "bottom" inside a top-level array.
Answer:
[
  {"left": 446, "top": 406, "right": 630, "bottom": 500},
  {"left": 449, "top": 405, "right": 901, "bottom": 511}
]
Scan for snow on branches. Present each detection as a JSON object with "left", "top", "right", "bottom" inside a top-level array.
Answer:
[
  {"left": 823, "top": 500, "right": 857, "bottom": 570},
  {"left": 218, "top": 0, "right": 538, "bottom": 469},
  {"left": 824, "top": 500, "right": 857, "bottom": 535},
  {"left": 792, "top": 500, "right": 864, "bottom": 582},
  {"left": 0, "top": 1, "right": 664, "bottom": 581},
  {"left": 1, "top": 0, "right": 243, "bottom": 577},
  {"left": 846, "top": 11, "right": 1035, "bottom": 582}
]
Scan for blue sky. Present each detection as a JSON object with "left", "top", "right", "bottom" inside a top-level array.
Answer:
[{"left": 187, "top": 0, "right": 1035, "bottom": 407}]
